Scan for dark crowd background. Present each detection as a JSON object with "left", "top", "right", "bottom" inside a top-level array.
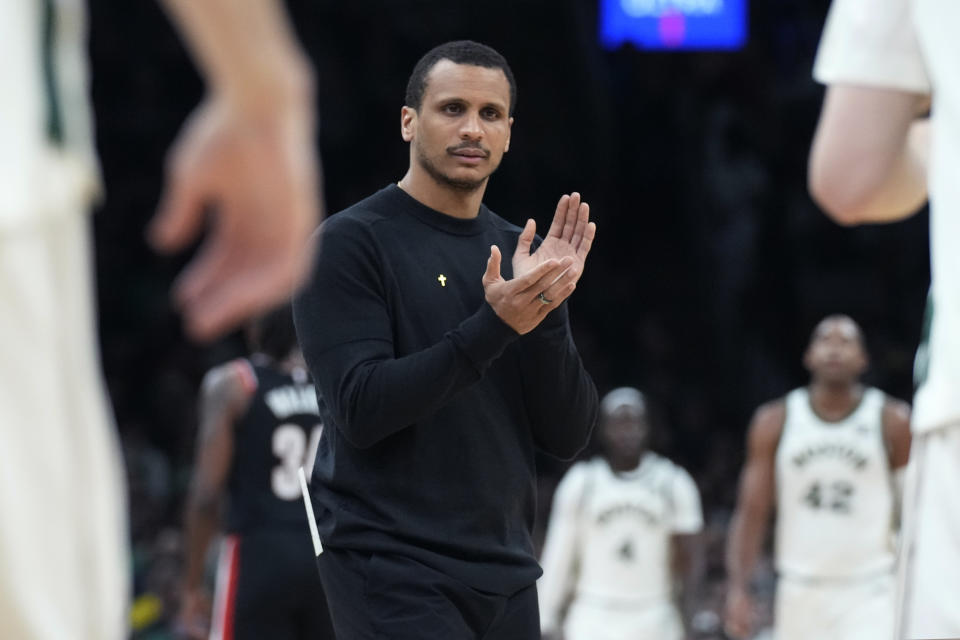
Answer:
[{"left": 87, "top": 0, "right": 930, "bottom": 637}]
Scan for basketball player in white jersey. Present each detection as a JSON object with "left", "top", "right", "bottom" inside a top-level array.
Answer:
[
  {"left": 808, "top": 1, "right": 960, "bottom": 637},
  {"left": 539, "top": 387, "right": 704, "bottom": 640},
  {"left": 1, "top": 2, "right": 319, "bottom": 638},
  {"left": 724, "top": 315, "right": 911, "bottom": 640}
]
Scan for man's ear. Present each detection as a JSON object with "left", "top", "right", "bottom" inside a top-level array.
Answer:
[
  {"left": 504, "top": 116, "right": 514, "bottom": 152},
  {"left": 401, "top": 106, "right": 417, "bottom": 142}
]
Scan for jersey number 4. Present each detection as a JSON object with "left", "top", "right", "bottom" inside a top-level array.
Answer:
[
  {"left": 271, "top": 423, "right": 323, "bottom": 500},
  {"left": 802, "top": 480, "right": 854, "bottom": 513}
]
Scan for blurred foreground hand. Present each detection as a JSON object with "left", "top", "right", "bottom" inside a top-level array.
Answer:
[{"left": 150, "top": 89, "right": 321, "bottom": 341}]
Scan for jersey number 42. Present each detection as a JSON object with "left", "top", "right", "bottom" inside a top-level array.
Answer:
[{"left": 802, "top": 479, "right": 854, "bottom": 513}]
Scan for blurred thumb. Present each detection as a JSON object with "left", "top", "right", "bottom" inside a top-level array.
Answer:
[{"left": 149, "top": 171, "right": 205, "bottom": 252}]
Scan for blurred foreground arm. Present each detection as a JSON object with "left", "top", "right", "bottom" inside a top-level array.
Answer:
[
  {"left": 808, "top": 0, "right": 932, "bottom": 226},
  {"left": 151, "top": 0, "right": 321, "bottom": 341},
  {"left": 809, "top": 86, "right": 929, "bottom": 225},
  {"left": 724, "top": 401, "right": 784, "bottom": 639}
]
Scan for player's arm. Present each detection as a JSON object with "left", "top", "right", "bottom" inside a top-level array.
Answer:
[
  {"left": 882, "top": 397, "right": 912, "bottom": 522},
  {"left": 669, "top": 468, "right": 706, "bottom": 636},
  {"left": 538, "top": 467, "right": 587, "bottom": 640},
  {"left": 809, "top": 85, "right": 929, "bottom": 225},
  {"left": 177, "top": 363, "right": 253, "bottom": 638},
  {"left": 672, "top": 532, "right": 705, "bottom": 637},
  {"left": 724, "top": 400, "right": 785, "bottom": 639},
  {"left": 807, "top": 0, "right": 932, "bottom": 226},
  {"left": 150, "top": 0, "right": 320, "bottom": 341},
  {"left": 158, "top": 0, "right": 311, "bottom": 115}
]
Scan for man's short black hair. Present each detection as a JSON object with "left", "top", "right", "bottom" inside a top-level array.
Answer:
[
  {"left": 405, "top": 40, "right": 517, "bottom": 116},
  {"left": 249, "top": 304, "right": 298, "bottom": 361},
  {"left": 810, "top": 313, "right": 868, "bottom": 354}
]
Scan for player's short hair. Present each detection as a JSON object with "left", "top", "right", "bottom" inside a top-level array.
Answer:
[
  {"left": 810, "top": 314, "right": 868, "bottom": 353},
  {"left": 250, "top": 304, "right": 298, "bottom": 360},
  {"left": 405, "top": 40, "right": 517, "bottom": 116},
  {"left": 600, "top": 387, "right": 647, "bottom": 418}
]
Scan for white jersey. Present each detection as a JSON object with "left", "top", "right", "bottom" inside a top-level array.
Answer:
[
  {"left": 538, "top": 453, "right": 703, "bottom": 634},
  {"left": 1, "top": 0, "right": 100, "bottom": 231},
  {"left": 775, "top": 388, "right": 895, "bottom": 580},
  {"left": 814, "top": 0, "right": 960, "bottom": 434}
]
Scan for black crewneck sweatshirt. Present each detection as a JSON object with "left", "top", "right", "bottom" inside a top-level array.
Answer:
[{"left": 293, "top": 184, "right": 598, "bottom": 595}]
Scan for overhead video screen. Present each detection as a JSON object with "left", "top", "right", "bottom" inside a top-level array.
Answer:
[{"left": 600, "top": 0, "right": 748, "bottom": 51}]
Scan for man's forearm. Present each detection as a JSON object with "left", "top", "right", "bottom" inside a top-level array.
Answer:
[
  {"left": 678, "top": 536, "right": 706, "bottom": 627},
  {"left": 809, "top": 87, "right": 929, "bottom": 225},
  {"left": 182, "top": 498, "right": 220, "bottom": 591},
  {"left": 160, "top": 0, "right": 313, "bottom": 113},
  {"left": 834, "top": 123, "right": 927, "bottom": 223},
  {"left": 725, "top": 511, "right": 764, "bottom": 593},
  {"left": 519, "top": 309, "right": 598, "bottom": 459},
  {"left": 308, "top": 304, "right": 519, "bottom": 449}
]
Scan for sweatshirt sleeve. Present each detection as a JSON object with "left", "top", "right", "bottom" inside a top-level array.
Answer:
[
  {"left": 292, "top": 217, "right": 520, "bottom": 449},
  {"left": 518, "top": 303, "right": 599, "bottom": 459},
  {"left": 538, "top": 463, "right": 588, "bottom": 635}
]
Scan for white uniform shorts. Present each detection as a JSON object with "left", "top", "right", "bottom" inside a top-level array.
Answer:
[
  {"left": 0, "top": 212, "right": 128, "bottom": 639},
  {"left": 774, "top": 573, "right": 894, "bottom": 640},
  {"left": 896, "top": 426, "right": 960, "bottom": 640},
  {"left": 563, "top": 596, "right": 683, "bottom": 640}
]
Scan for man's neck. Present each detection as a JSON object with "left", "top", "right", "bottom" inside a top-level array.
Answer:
[
  {"left": 397, "top": 167, "right": 487, "bottom": 220},
  {"left": 279, "top": 350, "right": 306, "bottom": 373},
  {"left": 251, "top": 350, "right": 305, "bottom": 374},
  {"left": 608, "top": 451, "right": 645, "bottom": 473},
  {"left": 808, "top": 380, "right": 864, "bottom": 421}
]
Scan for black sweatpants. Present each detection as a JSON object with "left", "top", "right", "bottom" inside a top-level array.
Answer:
[{"left": 317, "top": 547, "right": 540, "bottom": 640}]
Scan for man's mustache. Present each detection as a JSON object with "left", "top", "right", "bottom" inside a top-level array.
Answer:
[{"left": 447, "top": 142, "right": 490, "bottom": 157}]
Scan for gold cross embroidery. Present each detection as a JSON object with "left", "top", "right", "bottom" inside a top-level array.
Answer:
[{"left": 438, "top": 274, "right": 447, "bottom": 287}]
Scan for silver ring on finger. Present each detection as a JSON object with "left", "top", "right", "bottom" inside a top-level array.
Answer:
[{"left": 537, "top": 292, "right": 553, "bottom": 305}]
